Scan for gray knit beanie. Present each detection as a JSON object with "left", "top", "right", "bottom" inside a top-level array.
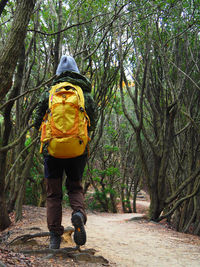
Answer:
[{"left": 56, "top": 55, "right": 80, "bottom": 75}]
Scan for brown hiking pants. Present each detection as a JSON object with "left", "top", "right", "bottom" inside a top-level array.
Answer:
[{"left": 44, "top": 154, "right": 87, "bottom": 235}]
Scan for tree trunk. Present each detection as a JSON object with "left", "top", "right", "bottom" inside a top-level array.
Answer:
[
  {"left": 132, "top": 176, "right": 139, "bottom": 213},
  {"left": 5, "top": 45, "right": 26, "bottom": 212},
  {"left": 0, "top": 93, "right": 14, "bottom": 229},
  {"left": 0, "top": 152, "right": 11, "bottom": 230},
  {"left": 149, "top": 190, "right": 162, "bottom": 221},
  {"left": 15, "top": 130, "right": 37, "bottom": 221},
  {"left": 53, "top": 0, "right": 62, "bottom": 73},
  {"left": 0, "top": 191, "right": 11, "bottom": 230},
  {"left": 0, "top": 0, "right": 36, "bottom": 101},
  {"left": 0, "top": 0, "right": 36, "bottom": 231},
  {"left": 110, "top": 192, "right": 117, "bottom": 213},
  {"left": 38, "top": 179, "right": 46, "bottom": 207}
]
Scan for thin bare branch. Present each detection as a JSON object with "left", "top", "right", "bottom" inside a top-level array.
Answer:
[
  {"left": 84, "top": 4, "right": 127, "bottom": 60},
  {"left": 164, "top": 22, "right": 197, "bottom": 47},
  {"left": 165, "top": 166, "right": 200, "bottom": 205},
  {"left": 169, "top": 60, "right": 200, "bottom": 91},
  {"left": 5, "top": 135, "right": 39, "bottom": 180},
  {"left": 0, "top": 75, "right": 56, "bottom": 111},
  {"left": 0, "top": 123, "right": 34, "bottom": 153},
  {"left": 27, "top": 12, "right": 111, "bottom": 36},
  {"left": 158, "top": 178, "right": 200, "bottom": 222}
]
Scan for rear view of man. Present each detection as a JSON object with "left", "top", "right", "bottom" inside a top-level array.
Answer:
[{"left": 34, "top": 55, "right": 97, "bottom": 249}]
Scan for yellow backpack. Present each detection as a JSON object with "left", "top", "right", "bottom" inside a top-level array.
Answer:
[{"left": 40, "top": 82, "right": 90, "bottom": 158}]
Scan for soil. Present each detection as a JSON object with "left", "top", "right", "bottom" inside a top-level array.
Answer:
[{"left": 1, "top": 200, "right": 200, "bottom": 267}]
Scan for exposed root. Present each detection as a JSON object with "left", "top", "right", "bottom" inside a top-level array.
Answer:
[
  {"left": 21, "top": 247, "right": 109, "bottom": 264},
  {"left": 7, "top": 227, "right": 74, "bottom": 246},
  {"left": 5, "top": 226, "right": 109, "bottom": 264}
]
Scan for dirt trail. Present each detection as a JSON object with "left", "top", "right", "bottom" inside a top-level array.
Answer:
[
  {"left": 1, "top": 202, "right": 200, "bottom": 267},
  {"left": 62, "top": 201, "right": 200, "bottom": 267},
  {"left": 84, "top": 213, "right": 200, "bottom": 266}
]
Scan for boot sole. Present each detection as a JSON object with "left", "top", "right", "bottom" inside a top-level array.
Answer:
[{"left": 72, "top": 214, "right": 86, "bottom": 246}]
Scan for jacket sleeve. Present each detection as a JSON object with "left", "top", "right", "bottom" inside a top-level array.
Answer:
[
  {"left": 34, "top": 89, "right": 49, "bottom": 130},
  {"left": 84, "top": 92, "right": 98, "bottom": 132}
]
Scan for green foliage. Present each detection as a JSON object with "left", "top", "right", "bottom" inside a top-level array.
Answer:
[
  {"left": 85, "top": 191, "right": 102, "bottom": 211},
  {"left": 122, "top": 198, "right": 131, "bottom": 209},
  {"left": 25, "top": 177, "right": 42, "bottom": 206},
  {"left": 24, "top": 153, "right": 44, "bottom": 206},
  {"left": 105, "top": 166, "right": 120, "bottom": 177},
  {"left": 25, "top": 136, "right": 32, "bottom": 147},
  {"left": 91, "top": 166, "right": 120, "bottom": 180},
  {"left": 89, "top": 164, "right": 120, "bottom": 212},
  {"left": 25, "top": 181, "right": 36, "bottom": 206},
  {"left": 62, "top": 186, "right": 70, "bottom": 207},
  {"left": 104, "top": 144, "right": 119, "bottom": 152}
]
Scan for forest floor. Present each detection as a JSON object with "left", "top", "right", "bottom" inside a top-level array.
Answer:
[{"left": 0, "top": 200, "right": 200, "bottom": 267}]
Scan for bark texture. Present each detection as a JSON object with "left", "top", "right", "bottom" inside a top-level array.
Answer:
[
  {"left": 0, "top": 0, "right": 36, "bottom": 102},
  {"left": 0, "top": 0, "right": 36, "bottom": 231}
]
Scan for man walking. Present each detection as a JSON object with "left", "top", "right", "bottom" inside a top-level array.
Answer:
[{"left": 34, "top": 55, "right": 97, "bottom": 249}]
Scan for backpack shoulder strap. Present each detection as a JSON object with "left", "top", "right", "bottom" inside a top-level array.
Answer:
[{"left": 72, "top": 84, "right": 85, "bottom": 108}]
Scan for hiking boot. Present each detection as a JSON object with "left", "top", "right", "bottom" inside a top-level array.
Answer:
[
  {"left": 49, "top": 232, "right": 61, "bottom": 249},
  {"left": 71, "top": 211, "right": 86, "bottom": 246}
]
